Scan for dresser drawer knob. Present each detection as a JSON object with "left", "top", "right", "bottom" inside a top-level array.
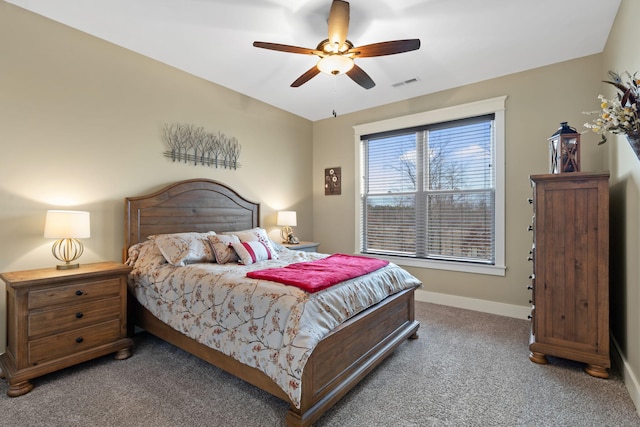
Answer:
[
  {"left": 75, "top": 337, "right": 84, "bottom": 343},
  {"left": 75, "top": 290, "right": 83, "bottom": 296},
  {"left": 75, "top": 312, "right": 83, "bottom": 319}
]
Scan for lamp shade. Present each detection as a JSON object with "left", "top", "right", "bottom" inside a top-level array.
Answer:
[
  {"left": 44, "top": 210, "right": 91, "bottom": 239},
  {"left": 276, "top": 211, "right": 297, "bottom": 227}
]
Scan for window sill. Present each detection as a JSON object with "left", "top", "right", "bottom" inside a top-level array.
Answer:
[{"left": 357, "top": 253, "right": 507, "bottom": 276}]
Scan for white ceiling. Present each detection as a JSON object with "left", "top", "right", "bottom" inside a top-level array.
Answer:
[{"left": 7, "top": 0, "right": 621, "bottom": 121}]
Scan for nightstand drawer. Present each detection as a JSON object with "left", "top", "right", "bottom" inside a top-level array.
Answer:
[
  {"left": 28, "top": 296, "right": 121, "bottom": 338},
  {"left": 28, "top": 319, "right": 121, "bottom": 365},
  {"left": 28, "top": 278, "right": 121, "bottom": 309}
]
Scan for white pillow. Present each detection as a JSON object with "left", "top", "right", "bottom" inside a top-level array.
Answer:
[
  {"left": 149, "top": 231, "right": 216, "bottom": 266},
  {"left": 231, "top": 241, "right": 274, "bottom": 265},
  {"left": 207, "top": 234, "right": 240, "bottom": 264},
  {"left": 224, "top": 227, "right": 279, "bottom": 260}
]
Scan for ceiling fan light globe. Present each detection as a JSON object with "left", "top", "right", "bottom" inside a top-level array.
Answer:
[{"left": 317, "top": 55, "right": 354, "bottom": 75}]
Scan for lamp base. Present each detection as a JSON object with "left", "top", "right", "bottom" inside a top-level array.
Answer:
[
  {"left": 280, "top": 226, "right": 293, "bottom": 242},
  {"left": 56, "top": 263, "right": 80, "bottom": 270},
  {"left": 51, "top": 238, "right": 84, "bottom": 270}
]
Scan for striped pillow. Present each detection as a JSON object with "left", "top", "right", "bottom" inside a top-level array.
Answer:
[
  {"left": 231, "top": 241, "right": 273, "bottom": 265},
  {"left": 223, "top": 227, "right": 279, "bottom": 260}
]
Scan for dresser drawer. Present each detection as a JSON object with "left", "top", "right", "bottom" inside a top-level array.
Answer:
[
  {"left": 28, "top": 319, "right": 121, "bottom": 365},
  {"left": 28, "top": 278, "right": 121, "bottom": 310},
  {"left": 28, "top": 296, "right": 121, "bottom": 338}
]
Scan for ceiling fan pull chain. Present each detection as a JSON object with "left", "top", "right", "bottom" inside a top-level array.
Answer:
[{"left": 332, "top": 75, "right": 338, "bottom": 117}]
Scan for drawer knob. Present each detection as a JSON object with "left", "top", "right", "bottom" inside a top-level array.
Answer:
[
  {"left": 75, "top": 337, "right": 84, "bottom": 343},
  {"left": 75, "top": 312, "right": 83, "bottom": 319},
  {"left": 75, "top": 290, "right": 84, "bottom": 296}
]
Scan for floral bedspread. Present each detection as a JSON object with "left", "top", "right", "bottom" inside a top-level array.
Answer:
[{"left": 127, "top": 241, "right": 421, "bottom": 408}]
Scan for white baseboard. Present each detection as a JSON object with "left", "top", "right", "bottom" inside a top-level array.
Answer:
[
  {"left": 611, "top": 335, "right": 640, "bottom": 414},
  {"left": 414, "top": 289, "right": 531, "bottom": 319}
]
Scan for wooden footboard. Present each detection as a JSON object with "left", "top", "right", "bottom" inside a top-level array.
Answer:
[
  {"left": 129, "top": 286, "right": 419, "bottom": 427},
  {"left": 288, "top": 286, "right": 419, "bottom": 427}
]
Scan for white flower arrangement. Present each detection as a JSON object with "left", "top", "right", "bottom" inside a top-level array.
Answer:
[{"left": 584, "top": 71, "right": 640, "bottom": 145}]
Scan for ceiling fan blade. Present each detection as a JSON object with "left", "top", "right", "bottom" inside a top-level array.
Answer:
[
  {"left": 347, "top": 64, "right": 375, "bottom": 89},
  {"left": 327, "top": 0, "right": 350, "bottom": 52},
  {"left": 291, "top": 66, "right": 321, "bottom": 87},
  {"left": 349, "top": 39, "right": 421, "bottom": 58},
  {"left": 253, "top": 41, "right": 322, "bottom": 56}
]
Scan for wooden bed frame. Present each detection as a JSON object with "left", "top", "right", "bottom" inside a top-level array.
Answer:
[{"left": 124, "top": 178, "right": 420, "bottom": 427}]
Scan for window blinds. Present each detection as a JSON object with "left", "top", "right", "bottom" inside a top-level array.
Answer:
[{"left": 361, "top": 114, "right": 495, "bottom": 264}]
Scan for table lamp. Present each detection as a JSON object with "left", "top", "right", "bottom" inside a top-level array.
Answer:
[
  {"left": 44, "top": 210, "right": 91, "bottom": 269},
  {"left": 276, "top": 211, "right": 298, "bottom": 244}
]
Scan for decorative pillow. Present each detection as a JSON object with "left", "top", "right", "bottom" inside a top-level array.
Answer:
[
  {"left": 149, "top": 231, "right": 216, "bottom": 266},
  {"left": 224, "top": 227, "right": 279, "bottom": 260},
  {"left": 207, "top": 234, "right": 240, "bottom": 264},
  {"left": 231, "top": 241, "right": 274, "bottom": 265}
]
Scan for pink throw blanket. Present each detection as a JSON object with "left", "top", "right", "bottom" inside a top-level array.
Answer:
[{"left": 246, "top": 253, "right": 389, "bottom": 293}]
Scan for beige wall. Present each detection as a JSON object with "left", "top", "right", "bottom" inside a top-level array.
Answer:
[
  {"left": 603, "top": 0, "right": 640, "bottom": 407},
  {"left": 312, "top": 54, "right": 606, "bottom": 308},
  {"left": 0, "top": 3, "right": 313, "bottom": 352}
]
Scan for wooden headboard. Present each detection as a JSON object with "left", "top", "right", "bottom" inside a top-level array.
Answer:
[{"left": 124, "top": 179, "right": 260, "bottom": 249}]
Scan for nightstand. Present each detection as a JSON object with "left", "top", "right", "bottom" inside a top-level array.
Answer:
[
  {"left": 282, "top": 241, "right": 320, "bottom": 252},
  {"left": 0, "top": 261, "right": 133, "bottom": 397}
]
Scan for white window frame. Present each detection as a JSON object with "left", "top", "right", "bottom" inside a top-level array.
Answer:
[{"left": 353, "top": 96, "right": 507, "bottom": 276}]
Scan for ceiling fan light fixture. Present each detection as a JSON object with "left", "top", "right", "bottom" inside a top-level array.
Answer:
[{"left": 317, "top": 55, "right": 354, "bottom": 75}]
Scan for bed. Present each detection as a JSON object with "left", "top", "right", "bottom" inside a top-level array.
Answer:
[{"left": 124, "top": 178, "right": 421, "bottom": 427}]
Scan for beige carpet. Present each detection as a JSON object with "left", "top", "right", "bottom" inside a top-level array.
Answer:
[{"left": 0, "top": 301, "right": 638, "bottom": 426}]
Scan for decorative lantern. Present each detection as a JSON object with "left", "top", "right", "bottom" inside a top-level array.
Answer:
[{"left": 548, "top": 122, "right": 580, "bottom": 173}]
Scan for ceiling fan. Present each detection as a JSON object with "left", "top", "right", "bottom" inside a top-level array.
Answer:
[{"left": 253, "top": 0, "right": 420, "bottom": 89}]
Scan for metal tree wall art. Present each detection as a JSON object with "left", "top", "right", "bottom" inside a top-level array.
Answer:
[{"left": 162, "top": 123, "right": 241, "bottom": 169}]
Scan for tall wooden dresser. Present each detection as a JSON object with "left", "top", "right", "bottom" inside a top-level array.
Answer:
[{"left": 528, "top": 172, "right": 610, "bottom": 378}]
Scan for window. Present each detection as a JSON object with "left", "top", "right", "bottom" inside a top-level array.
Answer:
[{"left": 354, "top": 97, "right": 506, "bottom": 276}]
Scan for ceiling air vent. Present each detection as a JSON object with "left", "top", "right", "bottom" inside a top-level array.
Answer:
[{"left": 391, "top": 77, "right": 420, "bottom": 88}]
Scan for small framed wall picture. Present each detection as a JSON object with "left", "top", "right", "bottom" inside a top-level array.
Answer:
[{"left": 325, "top": 167, "right": 341, "bottom": 195}]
